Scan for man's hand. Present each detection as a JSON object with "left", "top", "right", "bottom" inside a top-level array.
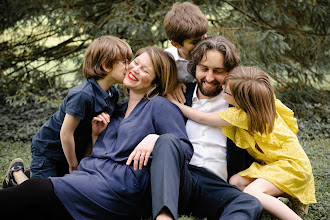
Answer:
[
  {"left": 127, "top": 134, "right": 159, "bottom": 170},
  {"left": 170, "top": 83, "right": 187, "bottom": 104},
  {"left": 92, "top": 112, "right": 110, "bottom": 137}
]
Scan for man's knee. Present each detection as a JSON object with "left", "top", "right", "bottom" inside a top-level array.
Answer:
[
  {"left": 153, "top": 134, "right": 184, "bottom": 158},
  {"left": 238, "top": 193, "right": 263, "bottom": 216}
]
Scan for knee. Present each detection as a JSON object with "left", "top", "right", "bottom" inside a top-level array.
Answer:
[
  {"left": 249, "top": 195, "right": 263, "bottom": 215},
  {"left": 229, "top": 174, "right": 240, "bottom": 186},
  {"left": 238, "top": 193, "right": 263, "bottom": 214},
  {"left": 153, "top": 134, "right": 184, "bottom": 157},
  {"left": 229, "top": 174, "right": 246, "bottom": 191}
]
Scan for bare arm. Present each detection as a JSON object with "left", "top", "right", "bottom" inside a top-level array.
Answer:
[
  {"left": 167, "top": 94, "right": 233, "bottom": 127},
  {"left": 60, "top": 113, "right": 81, "bottom": 173}
]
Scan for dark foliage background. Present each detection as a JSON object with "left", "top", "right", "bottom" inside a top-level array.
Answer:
[
  {"left": 1, "top": 0, "right": 329, "bottom": 93},
  {"left": 0, "top": 1, "right": 329, "bottom": 219},
  {"left": 1, "top": 0, "right": 329, "bottom": 142}
]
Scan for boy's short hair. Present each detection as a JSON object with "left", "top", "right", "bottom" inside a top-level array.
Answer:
[
  {"left": 164, "top": 2, "right": 208, "bottom": 46},
  {"left": 83, "top": 35, "right": 132, "bottom": 79}
]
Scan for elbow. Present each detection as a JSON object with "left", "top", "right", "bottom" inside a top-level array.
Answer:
[
  {"left": 60, "top": 129, "right": 65, "bottom": 139},
  {"left": 60, "top": 128, "right": 72, "bottom": 140}
]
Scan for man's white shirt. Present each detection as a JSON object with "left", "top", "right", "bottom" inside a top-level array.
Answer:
[
  {"left": 186, "top": 85, "right": 229, "bottom": 181},
  {"left": 165, "top": 46, "right": 195, "bottom": 84}
]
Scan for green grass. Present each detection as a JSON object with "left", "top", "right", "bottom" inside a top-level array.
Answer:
[
  {"left": 0, "top": 141, "right": 32, "bottom": 177},
  {"left": 0, "top": 138, "right": 329, "bottom": 220}
]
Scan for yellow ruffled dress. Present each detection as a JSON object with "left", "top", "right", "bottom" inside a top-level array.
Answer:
[{"left": 219, "top": 99, "right": 316, "bottom": 204}]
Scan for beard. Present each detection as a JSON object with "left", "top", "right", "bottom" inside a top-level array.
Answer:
[{"left": 196, "top": 77, "right": 222, "bottom": 97}]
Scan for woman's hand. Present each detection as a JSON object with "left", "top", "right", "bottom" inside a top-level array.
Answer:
[
  {"left": 92, "top": 112, "right": 110, "bottom": 137},
  {"left": 126, "top": 134, "right": 159, "bottom": 170},
  {"left": 170, "top": 83, "right": 187, "bottom": 104}
]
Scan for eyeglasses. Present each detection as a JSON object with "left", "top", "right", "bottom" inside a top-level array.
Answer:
[
  {"left": 223, "top": 85, "right": 232, "bottom": 96},
  {"left": 117, "top": 59, "right": 129, "bottom": 68}
]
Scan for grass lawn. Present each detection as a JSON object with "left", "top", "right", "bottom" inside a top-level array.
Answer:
[{"left": 0, "top": 138, "right": 329, "bottom": 220}]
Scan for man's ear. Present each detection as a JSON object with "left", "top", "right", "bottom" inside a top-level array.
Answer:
[
  {"left": 102, "top": 63, "right": 111, "bottom": 72},
  {"left": 170, "top": 41, "right": 182, "bottom": 49}
]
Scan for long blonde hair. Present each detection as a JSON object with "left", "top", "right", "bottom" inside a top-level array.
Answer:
[{"left": 224, "top": 66, "right": 276, "bottom": 134}]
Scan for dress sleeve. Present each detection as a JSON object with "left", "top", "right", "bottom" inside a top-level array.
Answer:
[
  {"left": 218, "top": 107, "right": 255, "bottom": 150},
  {"left": 152, "top": 97, "right": 194, "bottom": 162},
  {"left": 218, "top": 107, "right": 249, "bottom": 129},
  {"left": 275, "top": 99, "right": 299, "bottom": 134},
  {"left": 65, "top": 91, "right": 92, "bottom": 120}
]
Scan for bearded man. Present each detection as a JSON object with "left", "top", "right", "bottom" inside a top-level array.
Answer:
[{"left": 151, "top": 36, "right": 263, "bottom": 220}]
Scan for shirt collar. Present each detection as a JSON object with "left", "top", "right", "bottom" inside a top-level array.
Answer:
[
  {"left": 87, "top": 78, "right": 110, "bottom": 100},
  {"left": 192, "top": 84, "right": 199, "bottom": 103},
  {"left": 168, "top": 46, "right": 187, "bottom": 62},
  {"left": 192, "top": 84, "right": 223, "bottom": 104}
]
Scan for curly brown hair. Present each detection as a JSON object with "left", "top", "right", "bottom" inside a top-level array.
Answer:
[{"left": 188, "top": 36, "right": 240, "bottom": 78}]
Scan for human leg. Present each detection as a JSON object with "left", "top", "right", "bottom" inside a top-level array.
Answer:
[
  {"left": 229, "top": 173, "right": 255, "bottom": 191},
  {"left": 2, "top": 158, "right": 28, "bottom": 188},
  {"left": 13, "top": 170, "right": 29, "bottom": 184},
  {"left": 0, "top": 177, "right": 72, "bottom": 219},
  {"left": 244, "top": 178, "right": 302, "bottom": 220},
  {"left": 30, "top": 155, "right": 68, "bottom": 178},
  {"left": 156, "top": 208, "right": 173, "bottom": 220},
  {"left": 188, "top": 166, "right": 263, "bottom": 220},
  {"left": 151, "top": 134, "right": 196, "bottom": 220}
]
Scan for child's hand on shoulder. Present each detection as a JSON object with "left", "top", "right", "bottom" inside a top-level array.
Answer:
[
  {"left": 166, "top": 93, "right": 179, "bottom": 105},
  {"left": 170, "top": 83, "right": 187, "bottom": 104}
]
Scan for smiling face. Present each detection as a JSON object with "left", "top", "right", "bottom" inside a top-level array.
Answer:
[
  {"left": 195, "top": 49, "right": 228, "bottom": 99},
  {"left": 123, "top": 52, "right": 156, "bottom": 95}
]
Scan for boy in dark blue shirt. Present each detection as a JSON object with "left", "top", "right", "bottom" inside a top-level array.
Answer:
[{"left": 4, "top": 36, "right": 132, "bottom": 184}]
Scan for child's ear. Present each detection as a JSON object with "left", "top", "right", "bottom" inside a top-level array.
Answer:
[
  {"left": 102, "top": 63, "right": 111, "bottom": 72},
  {"left": 170, "top": 41, "right": 182, "bottom": 49}
]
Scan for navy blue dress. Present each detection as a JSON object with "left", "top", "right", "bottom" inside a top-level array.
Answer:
[{"left": 50, "top": 96, "right": 193, "bottom": 219}]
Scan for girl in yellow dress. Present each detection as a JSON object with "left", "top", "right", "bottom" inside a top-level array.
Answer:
[{"left": 168, "top": 66, "right": 316, "bottom": 220}]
